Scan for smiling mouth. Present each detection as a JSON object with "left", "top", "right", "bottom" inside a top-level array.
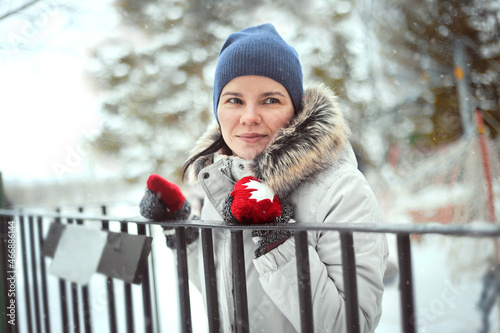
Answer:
[{"left": 237, "top": 134, "right": 266, "bottom": 143}]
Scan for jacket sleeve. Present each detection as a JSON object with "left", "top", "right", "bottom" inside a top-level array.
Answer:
[{"left": 253, "top": 168, "right": 388, "bottom": 333}]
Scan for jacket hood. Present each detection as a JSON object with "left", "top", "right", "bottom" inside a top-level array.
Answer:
[{"left": 186, "top": 83, "right": 351, "bottom": 198}]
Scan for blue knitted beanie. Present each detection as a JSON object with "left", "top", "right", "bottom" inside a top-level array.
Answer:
[{"left": 213, "top": 24, "right": 303, "bottom": 122}]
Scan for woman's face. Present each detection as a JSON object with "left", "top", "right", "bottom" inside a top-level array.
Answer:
[{"left": 217, "top": 75, "right": 295, "bottom": 160}]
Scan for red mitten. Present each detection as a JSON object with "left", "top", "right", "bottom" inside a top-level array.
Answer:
[
  {"left": 139, "top": 174, "right": 196, "bottom": 249},
  {"left": 230, "top": 176, "right": 282, "bottom": 224},
  {"left": 147, "top": 174, "right": 185, "bottom": 212}
]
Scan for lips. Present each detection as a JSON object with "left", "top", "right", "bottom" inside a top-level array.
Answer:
[{"left": 237, "top": 133, "right": 267, "bottom": 143}]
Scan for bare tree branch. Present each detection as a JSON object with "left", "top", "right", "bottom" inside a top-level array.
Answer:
[{"left": 0, "top": 0, "right": 44, "bottom": 22}]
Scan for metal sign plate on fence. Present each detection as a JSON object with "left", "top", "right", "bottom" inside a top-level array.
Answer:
[
  {"left": 49, "top": 224, "right": 108, "bottom": 285},
  {"left": 97, "top": 231, "right": 152, "bottom": 284}
]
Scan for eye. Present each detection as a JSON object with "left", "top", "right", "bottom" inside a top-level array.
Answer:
[
  {"left": 228, "top": 98, "right": 243, "bottom": 104},
  {"left": 264, "top": 97, "right": 279, "bottom": 104}
]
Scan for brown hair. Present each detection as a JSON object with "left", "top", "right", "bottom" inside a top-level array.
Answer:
[{"left": 181, "top": 135, "right": 231, "bottom": 181}]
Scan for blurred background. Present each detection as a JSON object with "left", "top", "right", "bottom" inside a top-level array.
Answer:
[
  {"left": 1, "top": 0, "right": 498, "bottom": 212},
  {"left": 1, "top": 0, "right": 500, "bottom": 331}
]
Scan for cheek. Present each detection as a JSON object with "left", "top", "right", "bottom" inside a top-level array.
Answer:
[
  {"left": 221, "top": 127, "right": 231, "bottom": 144},
  {"left": 218, "top": 109, "right": 230, "bottom": 126},
  {"left": 271, "top": 111, "right": 294, "bottom": 131},
  {"left": 218, "top": 111, "right": 235, "bottom": 137}
]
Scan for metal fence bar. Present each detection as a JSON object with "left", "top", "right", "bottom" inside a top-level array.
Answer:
[
  {"left": 19, "top": 214, "right": 34, "bottom": 333},
  {"left": 340, "top": 231, "right": 360, "bottom": 333},
  {"left": 4, "top": 211, "right": 499, "bottom": 237},
  {"left": 77, "top": 208, "right": 92, "bottom": 333},
  {"left": 67, "top": 217, "right": 81, "bottom": 333},
  {"left": 28, "top": 215, "right": 42, "bottom": 332},
  {"left": 59, "top": 276, "right": 69, "bottom": 333},
  {"left": 397, "top": 234, "right": 416, "bottom": 333},
  {"left": 137, "top": 223, "right": 154, "bottom": 333},
  {"left": 231, "top": 230, "right": 249, "bottom": 333},
  {"left": 81, "top": 281, "right": 91, "bottom": 333},
  {"left": 120, "top": 221, "right": 135, "bottom": 333},
  {"left": 37, "top": 215, "right": 51, "bottom": 333},
  {"left": 55, "top": 208, "right": 70, "bottom": 333},
  {"left": 294, "top": 230, "right": 314, "bottom": 333},
  {"left": 201, "top": 228, "right": 220, "bottom": 333},
  {"left": 175, "top": 227, "right": 192, "bottom": 333},
  {"left": 100, "top": 206, "right": 118, "bottom": 333},
  {"left": 70, "top": 281, "right": 80, "bottom": 333}
]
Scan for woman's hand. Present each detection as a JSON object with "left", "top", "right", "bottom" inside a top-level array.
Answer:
[
  {"left": 139, "top": 174, "right": 189, "bottom": 221},
  {"left": 229, "top": 176, "right": 283, "bottom": 224},
  {"left": 223, "top": 176, "right": 294, "bottom": 257},
  {"left": 139, "top": 174, "right": 198, "bottom": 248}
]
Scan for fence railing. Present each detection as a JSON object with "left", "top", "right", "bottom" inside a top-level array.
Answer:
[{"left": 1, "top": 207, "right": 500, "bottom": 333}]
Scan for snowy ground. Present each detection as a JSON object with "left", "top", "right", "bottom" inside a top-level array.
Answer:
[{"left": 377, "top": 233, "right": 499, "bottom": 333}]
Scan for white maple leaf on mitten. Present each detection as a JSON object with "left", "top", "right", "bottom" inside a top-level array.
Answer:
[{"left": 243, "top": 179, "right": 277, "bottom": 203}]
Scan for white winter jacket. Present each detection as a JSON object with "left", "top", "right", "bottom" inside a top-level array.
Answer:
[{"left": 184, "top": 84, "right": 389, "bottom": 333}]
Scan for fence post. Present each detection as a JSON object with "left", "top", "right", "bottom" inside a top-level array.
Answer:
[
  {"left": 67, "top": 217, "right": 80, "bottom": 333},
  {"left": 201, "top": 228, "right": 220, "bottom": 332},
  {"left": 137, "top": 223, "right": 154, "bottom": 333},
  {"left": 175, "top": 227, "right": 192, "bottom": 333},
  {"left": 120, "top": 221, "right": 135, "bottom": 333},
  {"left": 77, "top": 207, "right": 92, "bottom": 333},
  {"left": 294, "top": 230, "right": 314, "bottom": 333},
  {"left": 37, "top": 215, "right": 51, "bottom": 333},
  {"left": 28, "top": 215, "right": 42, "bottom": 332},
  {"left": 231, "top": 230, "right": 249, "bottom": 333},
  {"left": 397, "top": 234, "right": 416, "bottom": 333},
  {"left": 340, "top": 231, "right": 360, "bottom": 333},
  {"left": 100, "top": 205, "right": 118, "bottom": 333},
  {"left": 55, "top": 208, "right": 70, "bottom": 333}
]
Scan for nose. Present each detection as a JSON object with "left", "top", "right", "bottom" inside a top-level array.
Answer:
[{"left": 240, "top": 103, "right": 261, "bottom": 125}]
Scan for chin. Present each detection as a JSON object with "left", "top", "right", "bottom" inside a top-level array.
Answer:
[{"left": 237, "top": 148, "right": 264, "bottom": 160}]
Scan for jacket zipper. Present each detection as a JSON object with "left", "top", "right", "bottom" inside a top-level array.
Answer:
[{"left": 218, "top": 157, "right": 237, "bottom": 184}]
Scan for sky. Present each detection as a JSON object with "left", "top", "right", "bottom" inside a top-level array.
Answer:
[{"left": 0, "top": 0, "right": 118, "bottom": 184}]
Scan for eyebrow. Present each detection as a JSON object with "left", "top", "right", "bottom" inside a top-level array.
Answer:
[
  {"left": 220, "top": 91, "right": 287, "bottom": 98},
  {"left": 220, "top": 92, "right": 243, "bottom": 98},
  {"left": 261, "top": 91, "right": 287, "bottom": 98}
]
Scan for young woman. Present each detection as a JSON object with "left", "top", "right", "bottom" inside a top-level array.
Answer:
[{"left": 140, "top": 23, "right": 388, "bottom": 332}]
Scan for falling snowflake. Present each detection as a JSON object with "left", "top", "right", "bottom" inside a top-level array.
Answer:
[{"left": 244, "top": 179, "right": 276, "bottom": 202}]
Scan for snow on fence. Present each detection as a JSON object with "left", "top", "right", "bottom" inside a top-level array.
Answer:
[{"left": 1, "top": 207, "right": 500, "bottom": 333}]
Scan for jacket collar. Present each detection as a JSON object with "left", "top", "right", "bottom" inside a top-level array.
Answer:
[{"left": 187, "top": 83, "right": 351, "bottom": 199}]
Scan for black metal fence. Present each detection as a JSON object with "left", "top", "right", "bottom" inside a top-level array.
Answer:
[{"left": 1, "top": 207, "right": 500, "bottom": 333}]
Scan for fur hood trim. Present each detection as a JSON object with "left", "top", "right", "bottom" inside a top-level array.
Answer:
[{"left": 186, "top": 83, "right": 350, "bottom": 198}]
